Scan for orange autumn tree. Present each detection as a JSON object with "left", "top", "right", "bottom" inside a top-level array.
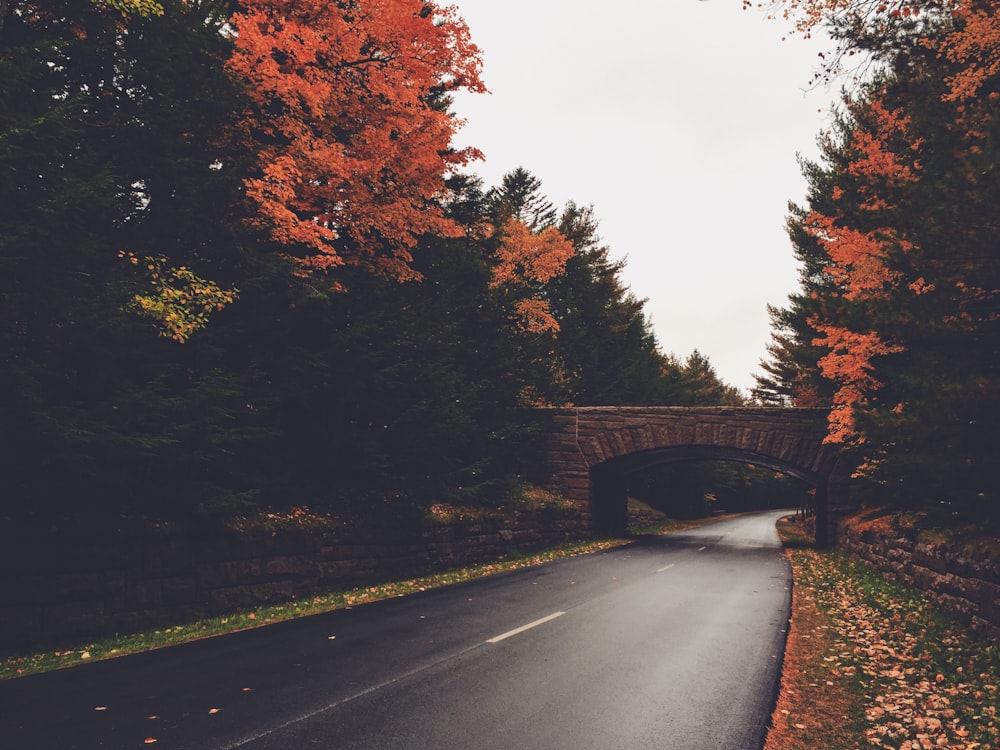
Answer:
[
  {"left": 482, "top": 168, "right": 575, "bottom": 336},
  {"left": 753, "top": 0, "right": 997, "bottom": 447},
  {"left": 489, "top": 219, "right": 575, "bottom": 407},
  {"left": 809, "top": 323, "right": 904, "bottom": 443},
  {"left": 227, "top": 0, "right": 486, "bottom": 283},
  {"left": 476, "top": 169, "right": 577, "bottom": 406},
  {"left": 746, "top": 0, "right": 1000, "bottom": 101},
  {"left": 756, "top": 0, "right": 999, "bottom": 520},
  {"left": 799, "top": 89, "right": 920, "bottom": 444},
  {"left": 490, "top": 219, "right": 575, "bottom": 334}
]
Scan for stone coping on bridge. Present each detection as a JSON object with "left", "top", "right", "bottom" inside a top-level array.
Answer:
[
  {"left": 540, "top": 406, "right": 839, "bottom": 490},
  {"left": 537, "top": 406, "right": 849, "bottom": 546}
]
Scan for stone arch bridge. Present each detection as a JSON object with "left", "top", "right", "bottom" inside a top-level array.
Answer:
[{"left": 540, "top": 407, "right": 852, "bottom": 547}]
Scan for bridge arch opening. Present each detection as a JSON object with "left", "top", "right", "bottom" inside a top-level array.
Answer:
[
  {"left": 541, "top": 407, "right": 851, "bottom": 548},
  {"left": 588, "top": 446, "right": 827, "bottom": 540}
]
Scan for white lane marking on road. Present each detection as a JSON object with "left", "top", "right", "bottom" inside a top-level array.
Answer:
[
  {"left": 656, "top": 564, "right": 675, "bottom": 573},
  {"left": 698, "top": 546, "right": 707, "bottom": 551},
  {"left": 486, "top": 612, "right": 566, "bottom": 644}
]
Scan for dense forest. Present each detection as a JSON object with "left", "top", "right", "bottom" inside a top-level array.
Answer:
[
  {"left": 0, "top": 0, "right": 748, "bottom": 530},
  {"left": 753, "top": 0, "right": 999, "bottom": 528},
  {"left": 5, "top": 0, "right": 994, "bottom": 533}
]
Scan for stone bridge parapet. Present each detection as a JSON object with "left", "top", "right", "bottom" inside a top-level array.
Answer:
[{"left": 539, "top": 407, "right": 852, "bottom": 546}]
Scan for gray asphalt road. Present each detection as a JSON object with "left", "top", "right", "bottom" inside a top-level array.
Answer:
[{"left": 1, "top": 510, "right": 792, "bottom": 750}]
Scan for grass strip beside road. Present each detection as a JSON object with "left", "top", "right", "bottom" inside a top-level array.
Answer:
[
  {"left": 1, "top": 515, "right": 710, "bottom": 682},
  {"left": 19, "top": 507, "right": 996, "bottom": 750},
  {"left": 767, "top": 516, "right": 999, "bottom": 750},
  {"left": 1, "top": 538, "right": 623, "bottom": 681}
]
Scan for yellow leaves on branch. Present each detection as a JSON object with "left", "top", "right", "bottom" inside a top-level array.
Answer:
[
  {"left": 119, "top": 252, "right": 238, "bottom": 343},
  {"left": 92, "top": 0, "right": 164, "bottom": 17}
]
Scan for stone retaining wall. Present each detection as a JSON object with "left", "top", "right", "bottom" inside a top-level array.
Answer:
[
  {"left": 0, "top": 509, "right": 590, "bottom": 649},
  {"left": 839, "top": 523, "right": 1000, "bottom": 646}
]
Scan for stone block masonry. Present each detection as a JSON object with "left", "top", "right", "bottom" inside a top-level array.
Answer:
[
  {"left": 839, "top": 522, "right": 1000, "bottom": 646},
  {"left": 539, "top": 406, "right": 852, "bottom": 546},
  {"left": 0, "top": 509, "right": 590, "bottom": 649}
]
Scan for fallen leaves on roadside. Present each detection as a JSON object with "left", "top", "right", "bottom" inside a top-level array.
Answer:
[{"left": 795, "top": 549, "right": 999, "bottom": 749}]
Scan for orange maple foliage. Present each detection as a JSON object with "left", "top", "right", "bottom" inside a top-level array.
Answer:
[
  {"left": 743, "top": 0, "right": 931, "bottom": 34},
  {"left": 490, "top": 219, "right": 574, "bottom": 334},
  {"left": 491, "top": 220, "right": 575, "bottom": 288},
  {"left": 747, "top": 0, "right": 1000, "bottom": 101},
  {"left": 811, "top": 321, "right": 904, "bottom": 443},
  {"left": 804, "top": 93, "right": 918, "bottom": 300},
  {"left": 511, "top": 298, "right": 560, "bottom": 335},
  {"left": 804, "top": 214, "right": 904, "bottom": 301},
  {"left": 845, "top": 98, "right": 922, "bottom": 210},
  {"left": 803, "top": 83, "right": 928, "bottom": 443},
  {"left": 937, "top": 0, "right": 1000, "bottom": 100},
  {"left": 227, "top": 0, "right": 486, "bottom": 281}
]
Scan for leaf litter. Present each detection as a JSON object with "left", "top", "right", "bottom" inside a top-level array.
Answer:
[{"left": 771, "top": 544, "right": 998, "bottom": 749}]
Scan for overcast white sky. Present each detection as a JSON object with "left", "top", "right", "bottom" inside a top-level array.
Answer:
[{"left": 449, "top": 0, "right": 836, "bottom": 393}]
